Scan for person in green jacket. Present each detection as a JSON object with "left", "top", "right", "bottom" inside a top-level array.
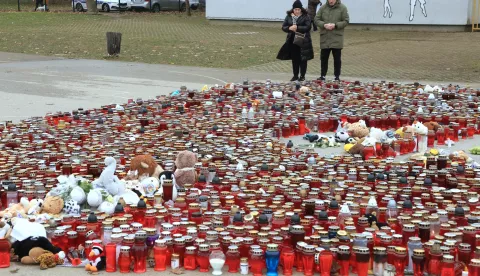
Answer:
[{"left": 314, "top": 0, "right": 349, "bottom": 81}]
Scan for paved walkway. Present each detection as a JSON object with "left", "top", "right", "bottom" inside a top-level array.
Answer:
[{"left": 246, "top": 30, "right": 480, "bottom": 83}]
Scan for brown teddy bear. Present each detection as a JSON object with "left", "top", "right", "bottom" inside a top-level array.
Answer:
[
  {"left": 343, "top": 120, "right": 369, "bottom": 139},
  {"left": 42, "top": 196, "right": 64, "bottom": 215},
  {"left": 174, "top": 151, "right": 197, "bottom": 187},
  {"left": 129, "top": 155, "right": 163, "bottom": 179},
  {"left": 423, "top": 121, "right": 441, "bottom": 132},
  {"left": 347, "top": 137, "right": 365, "bottom": 155},
  {"left": 35, "top": 250, "right": 64, "bottom": 269}
]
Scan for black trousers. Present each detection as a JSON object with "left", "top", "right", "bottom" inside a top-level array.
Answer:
[
  {"left": 291, "top": 44, "right": 307, "bottom": 78},
  {"left": 320, "top": 48, "right": 342, "bottom": 78},
  {"left": 35, "top": 0, "right": 43, "bottom": 10}
]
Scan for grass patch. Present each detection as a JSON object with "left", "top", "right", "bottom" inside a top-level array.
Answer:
[{"left": 0, "top": 12, "right": 288, "bottom": 69}]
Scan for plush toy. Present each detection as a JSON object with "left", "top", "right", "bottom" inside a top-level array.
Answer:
[
  {"left": 334, "top": 131, "right": 350, "bottom": 143},
  {"left": 35, "top": 250, "right": 65, "bottom": 269},
  {"left": 27, "top": 198, "right": 44, "bottom": 216},
  {"left": 86, "top": 244, "right": 106, "bottom": 272},
  {"left": 347, "top": 137, "right": 365, "bottom": 155},
  {"left": 129, "top": 155, "right": 163, "bottom": 179},
  {"left": 92, "top": 157, "right": 122, "bottom": 196},
  {"left": 158, "top": 170, "right": 178, "bottom": 201},
  {"left": 303, "top": 133, "right": 320, "bottom": 143},
  {"left": 381, "top": 130, "right": 397, "bottom": 144},
  {"left": 174, "top": 151, "right": 198, "bottom": 187},
  {"left": 423, "top": 121, "right": 441, "bottom": 132},
  {"left": 343, "top": 120, "right": 369, "bottom": 138},
  {"left": 141, "top": 177, "right": 160, "bottom": 197},
  {"left": 412, "top": 121, "right": 428, "bottom": 135},
  {"left": 42, "top": 196, "right": 64, "bottom": 215},
  {"left": 396, "top": 125, "right": 415, "bottom": 138},
  {"left": 368, "top": 127, "right": 384, "bottom": 142},
  {"left": 449, "top": 150, "right": 473, "bottom": 163},
  {"left": 20, "top": 244, "right": 65, "bottom": 269},
  {"left": 63, "top": 199, "right": 80, "bottom": 215}
]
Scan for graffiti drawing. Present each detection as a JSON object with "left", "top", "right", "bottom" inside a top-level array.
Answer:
[
  {"left": 383, "top": 0, "right": 427, "bottom": 21},
  {"left": 409, "top": 0, "right": 427, "bottom": 21},
  {"left": 384, "top": 0, "right": 392, "bottom": 18}
]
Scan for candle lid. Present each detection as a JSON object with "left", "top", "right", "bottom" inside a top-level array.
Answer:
[
  {"left": 135, "top": 231, "right": 147, "bottom": 239},
  {"left": 186, "top": 246, "right": 196, "bottom": 254},
  {"left": 471, "top": 259, "right": 480, "bottom": 266},
  {"left": 373, "top": 247, "right": 386, "bottom": 254},
  {"left": 459, "top": 243, "right": 471, "bottom": 250},
  {"left": 120, "top": 246, "right": 131, "bottom": 252},
  {"left": 413, "top": 249, "right": 425, "bottom": 257},
  {"left": 155, "top": 239, "right": 166, "bottom": 246},
  {"left": 199, "top": 244, "right": 210, "bottom": 251},
  {"left": 394, "top": 247, "right": 407, "bottom": 254},
  {"left": 355, "top": 247, "right": 370, "bottom": 254},
  {"left": 443, "top": 255, "right": 454, "bottom": 262},
  {"left": 303, "top": 245, "right": 315, "bottom": 253}
]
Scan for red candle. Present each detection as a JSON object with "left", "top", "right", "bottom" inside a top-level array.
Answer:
[
  {"left": 393, "top": 247, "right": 407, "bottom": 276},
  {"left": 412, "top": 249, "right": 425, "bottom": 276},
  {"left": 184, "top": 246, "right": 197, "bottom": 270},
  {"left": 105, "top": 243, "right": 117, "bottom": 272},
  {"left": 118, "top": 246, "right": 131, "bottom": 273},
  {"left": 281, "top": 249, "right": 295, "bottom": 276},
  {"left": 196, "top": 244, "right": 210, "bottom": 272},
  {"left": 249, "top": 249, "right": 265, "bottom": 276},
  {"left": 440, "top": 255, "right": 455, "bottom": 276},
  {"left": 337, "top": 246, "right": 351, "bottom": 276},
  {"left": 154, "top": 240, "right": 168, "bottom": 271},
  {"left": 302, "top": 245, "right": 315, "bottom": 276},
  {"left": 355, "top": 247, "right": 370, "bottom": 276},
  {"left": 226, "top": 245, "right": 240, "bottom": 273},
  {"left": 319, "top": 250, "right": 334, "bottom": 276}
]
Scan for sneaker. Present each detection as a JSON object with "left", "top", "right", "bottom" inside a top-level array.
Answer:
[
  {"left": 299, "top": 76, "right": 305, "bottom": 81},
  {"left": 317, "top": 76, "right": 326, "bottom": 81},
  {"left": 334, "top": 77, "right": 340, "bottom": 82},
  {"left": 290, "top": 76, "right": 299, "bottom": 82}
]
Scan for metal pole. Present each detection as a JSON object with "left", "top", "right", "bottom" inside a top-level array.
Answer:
[
  {"left": 45, "top": 0, "right": 48, "bottom": 11},
  {"left": 178, "top": 0, "right": 180, "bottom": 11},
  {"left": 72, "top": 0, "right": 74, "bottom": 12},
  {"left": 17, "top": 0, "right": 20, "bottom": 11},
  {"left": 118, "top": 0, "right": 120, "bottom": 12},
  {"left": 149, "top": 0, "right": 151, "bottom": 11}
]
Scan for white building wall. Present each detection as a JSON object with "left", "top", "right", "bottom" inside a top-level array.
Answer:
[{"left": 206, "top": 0, "right": 476, "bottom": 26}]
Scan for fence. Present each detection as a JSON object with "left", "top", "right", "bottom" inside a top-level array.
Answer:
[{"left": 474, "top": 0, "right": 480, "bottom": 31}]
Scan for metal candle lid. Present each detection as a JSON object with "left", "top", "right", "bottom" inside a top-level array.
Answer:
[
  {"left": 199, "top": 244, "right": 210, "bottom": 252},
  {"left": 135, "top": 231, "right": 147, "bottom": 239},
  {"left": 155, "top": 239, "right": 166, "bottom": 246},
  {"left": 395, "top": 247, "right": 407, "bottom": 255},
  {"left": 355, "top": 247, "right": 370, "bottom": 254},
  {"left": 120, "top": 246, "right": 131, "bottom": 253},
  {"left": 373, "top": 247, "right": 386, "bottom": 254},
  {"left": 303, "top": 245, "right": 315, "bottom": 253},
  {"left": 186, "top": 246, "right": 196, "bottom": 254},
  {"left": 338, "top": 245, "right": 350, "bottom": 254},
  {"left": 267, "top": 244, "right": 279, "bottom": 252},
  {"left": 413, "top": 249, "right": 425, "bottom": 257}
]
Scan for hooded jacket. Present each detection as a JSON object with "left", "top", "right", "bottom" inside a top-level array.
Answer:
[{"left": 314, "top": 0, "right": 350, "bottom": 49}]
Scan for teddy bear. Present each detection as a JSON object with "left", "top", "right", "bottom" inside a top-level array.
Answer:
[
  {"left": 129, "top": 155, "right": 164, "bottom": 179},
  {"left": 347, "top": 137, "right": 365, "bottom": 155},
  {"left": 35, "top": 250, "right": 64, "bottom": 269},
  {"left": 423, "top": 121, "right": 441, "bottom": 132},
  {"left": 42, "top": 196, "right": 64, "bottom": 215},
  {"left": 174, "top": 150, "right": 198, "bottom": 187},
  {"left": 449, "top": 150, "right": 473, "bottom": 164},
  {"left": 343, "top": 120, "right": 369, "bottom": 139},
  {"left": 20, "top": 246, "right": 65, "bottom": 269}
]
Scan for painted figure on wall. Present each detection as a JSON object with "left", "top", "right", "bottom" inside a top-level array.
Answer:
[
  {"left": 409, "top": 0, "right": 427, "bottom": 21},
  {"left": 383, "top": 0, "right": 392, "bottom": 18},
  {"left": 383, "top": 0, "right": 427, "bottom": 21}
]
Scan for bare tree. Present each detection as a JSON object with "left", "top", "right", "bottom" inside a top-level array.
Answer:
[
  {"left": 185, "top": 0, "right": 191, "bottom": 16},
  {"left": 87, "top": 0, "right": 98, "bottom": 14}
]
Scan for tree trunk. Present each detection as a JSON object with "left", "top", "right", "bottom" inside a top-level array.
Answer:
[
  {"left": 87, "top": 0, "right": 98, "bottom": 14},
  {"left": 185, "top": 0, "right": 191, "bottom": 16},
  {"left": 106, "top": 32, "right": 122, "bottom": 56}
]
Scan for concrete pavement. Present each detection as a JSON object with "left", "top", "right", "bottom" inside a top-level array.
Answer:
[{"left": 1, "top": 52, "right": 479, "bottom": 123}]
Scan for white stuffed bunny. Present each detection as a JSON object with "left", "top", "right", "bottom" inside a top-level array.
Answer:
[{"left": 92, "top": 157, "right": 122, "bottom": 196}]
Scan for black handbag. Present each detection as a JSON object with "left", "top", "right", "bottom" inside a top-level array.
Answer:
[{"left": 293, "top": 32, "right": 305, "bottom": 47}]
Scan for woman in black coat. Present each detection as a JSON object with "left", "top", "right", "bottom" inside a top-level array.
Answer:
[{"left": 277, "top": 0, "right": 314, "bottom": 82}]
